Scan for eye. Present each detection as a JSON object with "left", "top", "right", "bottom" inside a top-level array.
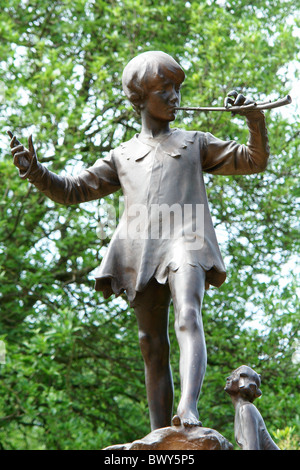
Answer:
[{"left": 154, "top": 86, "right": 166, "bottom": 94}]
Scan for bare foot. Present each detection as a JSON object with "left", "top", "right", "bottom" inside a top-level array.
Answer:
[
  {"left": 174, "top": 409, "right": 202, "bottom": 427},
  {"left": 181, "top": 416, "right": 202, "bottom": 427}
]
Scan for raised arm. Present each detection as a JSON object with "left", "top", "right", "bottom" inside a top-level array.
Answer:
[
  {"left": 202, "top": 91, "right": 270, "bottom": 175},
  {"left": 8, "top": 132, "right": 121, "bottom": 205}
]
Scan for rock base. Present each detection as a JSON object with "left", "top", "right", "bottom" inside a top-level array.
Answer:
[{"left": 104, "top": 425, "right": 233, "bottom": 451}]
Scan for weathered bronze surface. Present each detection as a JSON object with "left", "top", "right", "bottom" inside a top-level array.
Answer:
[
  {"left": 225, "top": 365, "right": 280, "bottom": 450},
  {"left": 104, "top": 422, "right": 234, "bottom": 450},
  {"left": 9, "top": 51, "right": 270, "bottom": 432}
]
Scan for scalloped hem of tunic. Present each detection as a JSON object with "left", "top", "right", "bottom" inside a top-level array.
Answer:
[{"left": 94, "top": 266, "right": 226, "bottom": 302}]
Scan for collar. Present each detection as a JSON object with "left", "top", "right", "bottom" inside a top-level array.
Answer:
[{"left": 119, "top": 129, "right": 197, "bottom": 161}]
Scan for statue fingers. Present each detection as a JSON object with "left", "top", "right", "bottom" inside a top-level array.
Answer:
[
  {"left": 28, "top": 134, "right": 36, "bottom": 158},
  {"left": 13, "top": 150, "right": 31, "bottom": 170},
  {"left": 233, "top": 93, "right": 247, "bottom": 106},
  {"left": 243, "top": 98, "right": 255, "bottom": 105},
  {"left": 224, "top": 96, "right": 235, "bottom": 108},
  {"left": 11, "top": 144, "right": 25, "bottom": 156},
  {"left": 225, "top": 90, "right": 238, "bottom": 108},
  {"left": 8, "top": 132, "right": 22, "bottom": 148},
  {"left": 227, "top": 90, "right": 238, "bottom": 99}
]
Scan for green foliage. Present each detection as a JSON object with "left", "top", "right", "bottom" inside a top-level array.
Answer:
[
  {"left": 274, "top": 426, "right": 300, "bottom": 451},
  {"left": 0, "top": 0, "right": 299, "bottom": 450}
]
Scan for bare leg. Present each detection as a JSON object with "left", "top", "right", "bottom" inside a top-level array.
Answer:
[
  {"left": 131, "top": 279, "right": 172, "bottom": 430},
  {"left": 169, "top": 265, "right": 206, "bottom": 427}
]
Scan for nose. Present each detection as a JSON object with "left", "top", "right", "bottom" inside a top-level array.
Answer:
[{"left": 169, "top": 86, "right": 179, "bottom": 104}]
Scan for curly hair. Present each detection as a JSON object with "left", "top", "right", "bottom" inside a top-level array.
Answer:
[
  {"left": 235, "top": 365, "right": 262, "bottom": 402},
  {"left": 122, "top": 51, "right": 185, "bottom": 114}
]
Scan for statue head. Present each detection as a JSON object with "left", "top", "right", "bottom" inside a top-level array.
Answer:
[
  {"left": 225, "top": 365, "right": 262, "bottom": 403},
  {"left": 122, "top": 51, "right": 185, "bottom": 114}
]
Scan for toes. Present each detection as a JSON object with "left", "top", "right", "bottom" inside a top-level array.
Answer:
[
  {"left": 182, "top": 418, "right": 202, "bottom": 428},
  {"left": 172, "top": 415, "right": 181, "bottom": 426}
]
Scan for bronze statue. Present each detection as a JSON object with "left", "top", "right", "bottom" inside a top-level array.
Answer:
[
  {"left": 8, "top": 51, "right": 271, "bottom": 431},
  {"left": 225, "top": 365, "right": 280, "bottom": 450}
]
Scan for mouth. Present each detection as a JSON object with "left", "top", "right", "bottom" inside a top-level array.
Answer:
[{"left": 168, "top": 105, "right": 178, "bottom": 114}]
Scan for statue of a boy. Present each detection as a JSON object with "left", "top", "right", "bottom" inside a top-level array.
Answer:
[{"left": 9, "top": 51, "right": 269, "bottom": 430}]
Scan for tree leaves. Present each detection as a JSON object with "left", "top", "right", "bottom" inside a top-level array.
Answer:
[{"left": 0, "top": 0, "right": 299, "bottom": 450}]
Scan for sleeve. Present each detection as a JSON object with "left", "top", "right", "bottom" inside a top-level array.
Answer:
[
  {"left": 20, "top": 151, "right": 121, "bottom": 205},
  {"left": 202, "top": 112, "right": 270, "bottom": 175}
]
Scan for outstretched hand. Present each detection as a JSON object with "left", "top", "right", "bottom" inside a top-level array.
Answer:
[{"left": 8, "top": 131, "right": 37, "bottom": 171}]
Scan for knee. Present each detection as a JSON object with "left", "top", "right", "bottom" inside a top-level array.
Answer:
[
  {"left": 138, "top": 331, "right": 170, "bottom": 365},
  {"left": 175, "top": 306, "right": 202, "bottom": 334}
]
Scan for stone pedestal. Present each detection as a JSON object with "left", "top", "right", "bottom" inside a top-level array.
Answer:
[{"left": 104, "top": 425, "right": 234, "bottom": 450}]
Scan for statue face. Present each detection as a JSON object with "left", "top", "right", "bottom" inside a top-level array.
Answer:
[
  {"left": 225, "top": 365, "right": 262, "bottom": 400},
  {"left": 141, "top": 73, "right": 181, "bottom": 123},
  {"left": 225, "top": 372, "right": 240, "bottom": 394}
]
